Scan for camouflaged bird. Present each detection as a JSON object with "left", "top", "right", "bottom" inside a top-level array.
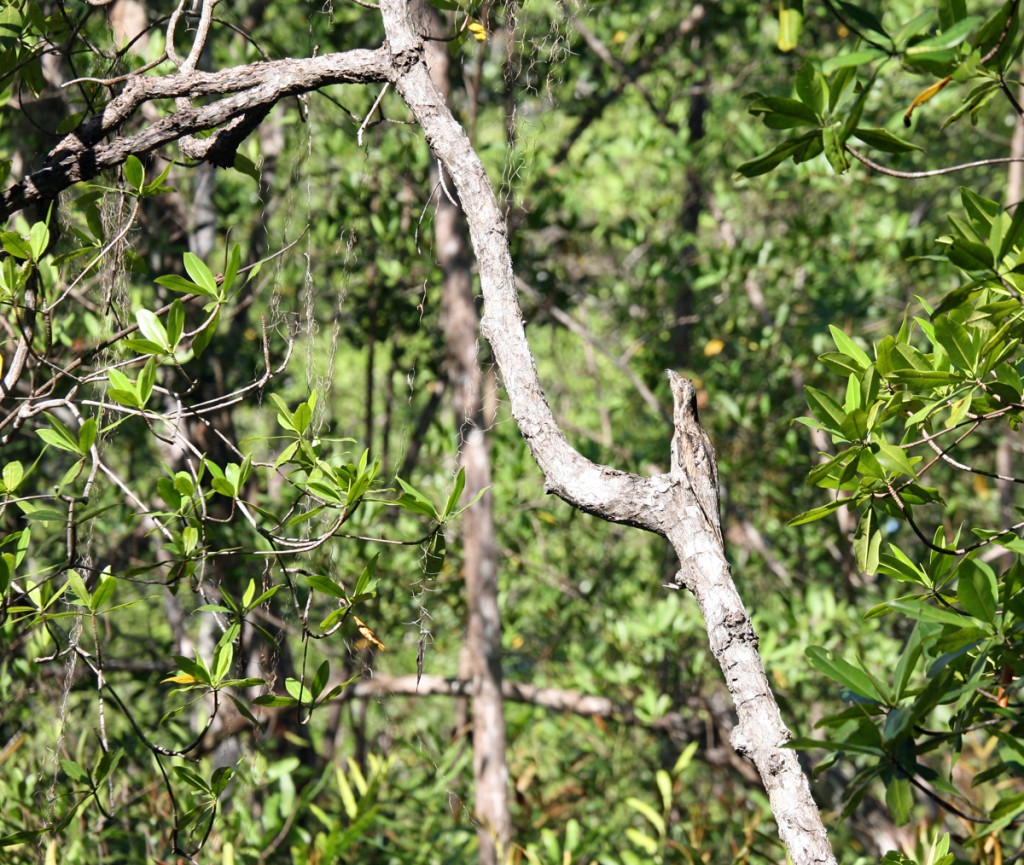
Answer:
[{"left": 667, "top": 371, "right": 722, "bottom": 545}]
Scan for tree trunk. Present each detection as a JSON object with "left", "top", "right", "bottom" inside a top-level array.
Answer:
[{"left": 421, "top": 8, "right": 511, "bottom": 862}]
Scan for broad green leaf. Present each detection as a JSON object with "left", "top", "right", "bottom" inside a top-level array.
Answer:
[
  {"left": 183, "top": 252, "right": 219, "bottom": 296},
  {"left": 312, "top": 660, "right": 330, "bottom": 699},
  {"left": 932, "top": 315, "right": 975, "bottom": 370},
  {"left": 829, "top": 325, "right": 871, "bottom": 368},
  {"left": 28, "top": 221, "right": 49, "bottom": 260},
  {"left": 822, "top": 49, "right": 886, "bottom": 73},
  {"left": 885, "top": 775, "right": 913, "bottom": 825},
  {"left": 822, "top": 125, "right": 848, "bottom": 173},
  {"left": 854, "top": 508, "right": 881, "bottom": 575},
  {"left": 748, "top": 95, "right": 820, "bottom": 129},
  {"left": 795, "top": 63, "right": 827, "bottom": 116},
  {"left": 887, "top": 599, "right": 968, "bottom": 627},
  {"left": 787, "top": 498, "right": 850, "bottom": 526},
  {"left": 135, "top": 309, "right": 168, "bottom": 351},
  {"left": 38, "top": 417, "right": 82, "bottom": 454},
  {"left": 852, "top": 127, "right": 924, "bottom": 153},
  {"left": 806, "top": 646, "right": 886, "bottom": 702},
  {"left": 2, "top": 460, "right": 23, "bottom": 492},
  {"left": 804, "top": 385, "right": 848, "bottom": 434},
  {"left": 735, "top": 132, "right": 819, "bottom": 178},
  {"left": 155, "top": 274, "right": 205, "bottom": 296},
  {"left": 958, "top": 560, "right": 997, "bottom": 623},
  {"left": 77, "top": 418, "right": 97, "bottom": 453},
  {"left": 626, "top": 797, "right": 666, "bottom": 837},
  {"left": 123, "top": 155, "right": 145, "bottom": 192},
  {"left": 874, "top": 442, "right": 916, "bottom": 478},
  {"left": 307, "top": 574, "right": 348, "bottom": 599},
  {"left": 906, "top": 15, "right": 982, "bottom": 53},
  {"left": 166, "top": 300, "right": 184, "bottom": 348}
]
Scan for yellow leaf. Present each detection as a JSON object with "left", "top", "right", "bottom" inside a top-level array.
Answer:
[
  {"left": 354, "top": 615, "right": 385, "bottom": 650},
  {"left": 778, "top": 6, "right": 802, "bottom": 52},
  {"left": 162, "top": 673, "right": 199, "bottom": 684},
  {"left": 612, "top": 30, "right": 627, "bottom": 44},
  {"left": 468, "top": 21, "right": 487, "bottom": 42},
  {"left": 904, "top": 76, "right": 952, "bottom": 126},
  {"left": 704, "top": 338, "right": 725, "bottom": 357}
]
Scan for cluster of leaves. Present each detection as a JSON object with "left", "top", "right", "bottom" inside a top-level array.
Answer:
[
  {"left": 0, "top": 144, "right": 478, "bottom": 857},
  {"left": 742, "top": 1, "right": 1021, "bottom": 178},
  {"left": 745, "top": 3, "right": 1024, "bottom": 859}
]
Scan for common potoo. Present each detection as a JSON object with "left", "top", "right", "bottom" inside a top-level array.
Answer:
[{"left": 667, "top": 371, "right": 722, "bottom": 544}]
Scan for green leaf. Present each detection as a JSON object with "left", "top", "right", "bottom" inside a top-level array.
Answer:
[
  {"left": 312, "top": 659, "right": 330, "bottom": 699},
  {"left": 92, "top": 573, "right": 115, "bottom": 610},
  {"left": 424, "top": 531, "right": 446, "bottom": 577},
  {"left": 854, "top": 508, "right": 881, "bottom": 575},
  {"left": 787, "top": 498, "right": 850, "bottom": 526},
  {"left": 307, "top": 574, "right": 348, "bottom": 599},
  {"left": 735, "top": 132, "right": 820, "bottom": 178},
  {"left": 835, "top": 1, "right": 892, "bottom": 47},
  {"left": 183, "top": 252, "right": 219, "bottom": 296},
  {"left": 166, "top": 300, "right": 184, "bottom": 348},
  {"left": 2, "top": 460, "right": 24, "bottom": 492},
  {"left": 155, "top": 274, "right": 205, "bottom": 296},
  {"left": 804, "top": 385, "right": 848, "bottom": 434},
  {"left": 932, "top": 315, "right": 975, "bottom": 370},
  {"left": 874, "top": 442, "right": 917, "bottom": 478},
  {"left": 135, "top": 309, "right": 168, "bottom": 351},
  {"left": 958, "top": 560, "right": 997, "bottom": 623},
  {"left": 822, "top": 49, "right": 886, "bottom": 73},
  {"left": 748, "top": 95, "right": 820, "bottom": 129},
  {"left": 94, "top": 748, "right": 123, "bottom": 785},
  {"left": 212, "top": 639, "right": 233, "bottom": 684},
  {"left": 254, "top": 694, "right": 298, "bottom": 707},
  {"left": 192, "top": 308, "right": 220, "bottom": 356},
  {"left": 852, "top": 127, "right": 924, "bottom": 153},
  {"left": 77, "top": 418, "right": 97, "bottom": 453},
  {"left": 28, "top": 221, "right": 49, "bottom": 260},
  {"left": 38, "top": 416, "right": 83, "bottom": 454},
  {"left": 138, "top": 358, "right": 156, "bottom": 405},
  {"left": 885, "top": 775, "right": 913, "bottom": 825},
  {"left": 829, "top": 325, "right": 871, "bottom": 368},
  {"left": 442, "top": 467, "right": 467, "bottom": 520},
  {"left": 806, "top": 646, "right": 886, "bottom": 703},
  {"left": 822, "top": 125, "right": 849, "bottom": 174},
  {"left": 354, "top": 555, "right": 379, "bottom": 596},
  {"left": 886, "top": 599, "right": 967, "bottom": 627},
  {"left": 625, "top": 796, "right": 666, "bottom": 838},
  {"left": 906, "top": 15, "right": 982, "bottom": 53},
  {"left": 233, "top": 153, "right": 260, "bottom": 183},
  {"left": 123, "top": 155, "right": 145, "bottom": 192},
  {"left": 795, "top": 63, "right": 827, "bottom": 116}
]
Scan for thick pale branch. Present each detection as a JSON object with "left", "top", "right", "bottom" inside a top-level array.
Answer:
[
  {"left": 1, "top": 48, "right": 390, "bottom": 219},
  {"left": 379, "top": 2, "right": 837, "bottom": 862}
]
